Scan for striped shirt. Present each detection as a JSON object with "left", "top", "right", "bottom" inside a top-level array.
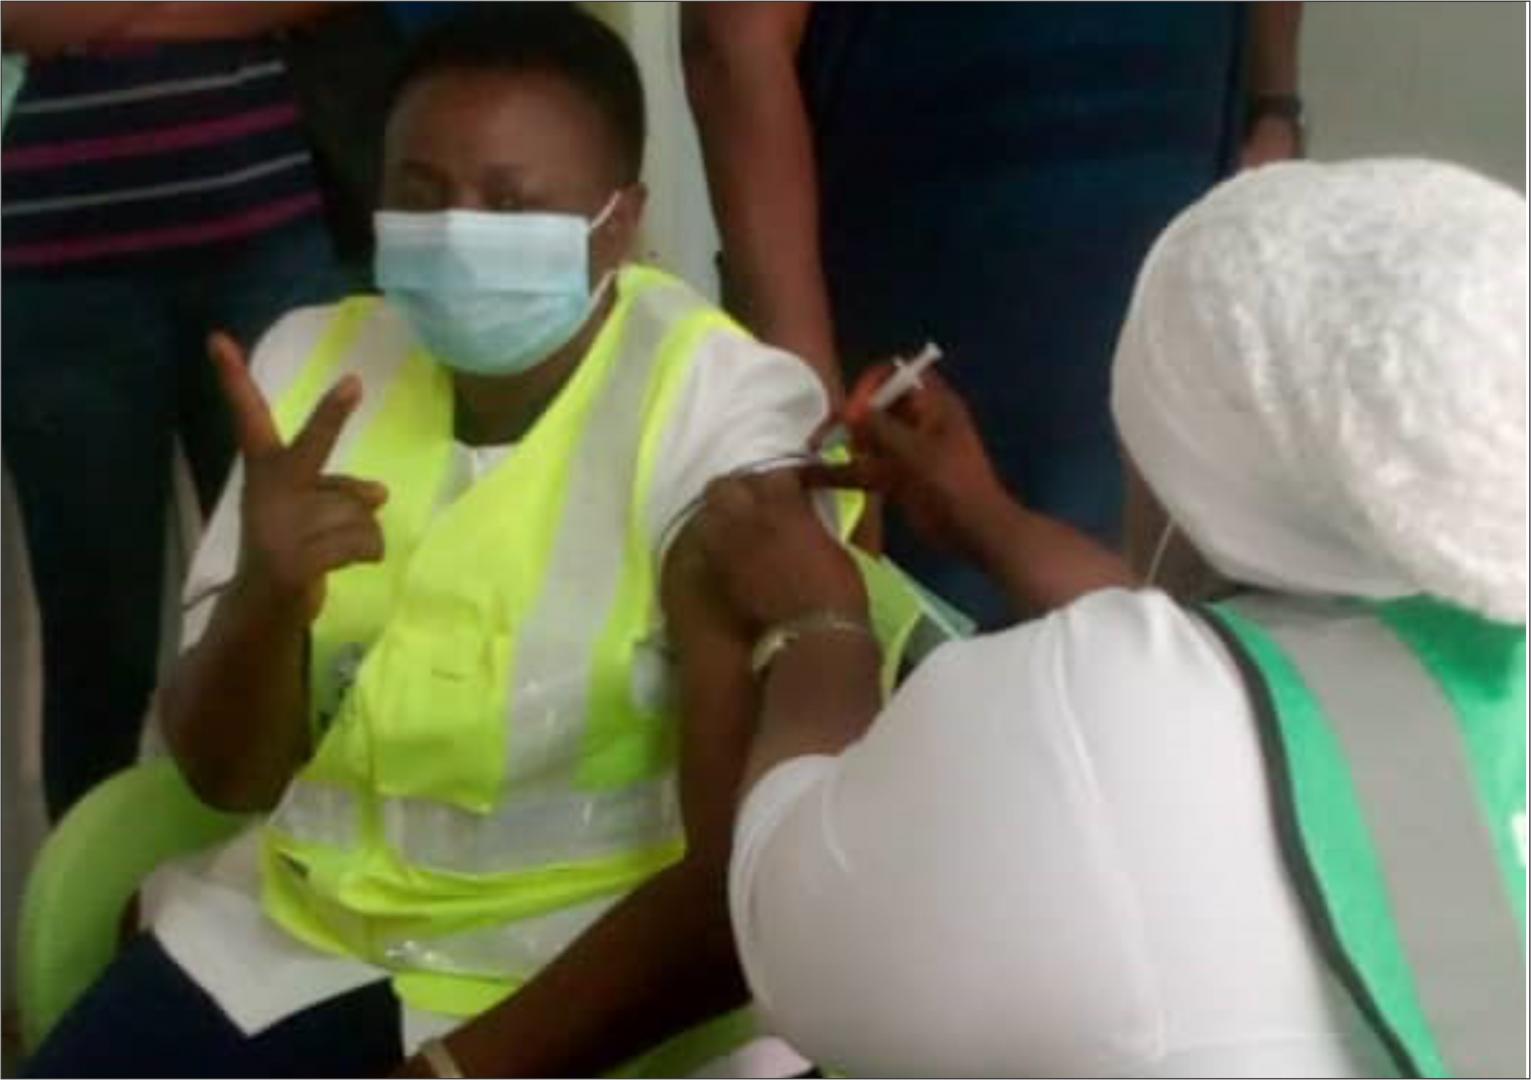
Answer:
[{"left": 2, "top": 39, "right": 321, "bottom": 269}]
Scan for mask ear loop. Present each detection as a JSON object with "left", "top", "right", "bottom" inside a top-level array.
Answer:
[
  {"left": 587, "top": 190, "right": 622, "bottom": 233},
  {"left": 1146, "top": 518, "right": 1176, "bottom": 587},
  {"left": 584, "top": 191, "right": 624, "bottom": 301}
]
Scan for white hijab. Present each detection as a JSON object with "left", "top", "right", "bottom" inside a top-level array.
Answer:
[{"left": 1112, "top": 159, "right": 1527, "bottom": 624}]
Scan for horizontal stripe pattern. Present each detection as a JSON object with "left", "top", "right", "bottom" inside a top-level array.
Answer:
[
  {"left": 2, "top": 140, "right": 318, "bottom": 255},
  {"left": 3, "top": 191, "right": 321, "bottom": 268},
  {"left": 10, "top": 58, "right": 284, "bottom": 116},
  {"left": 5, "top": 118, "right": 309, "bottom": 204},
  {"left": 5, "top": 58, "right": 292, "bottom": 144},
  {"left": 3, "top": 151, "right": 310, "bottom": 217},
  {"left": 2, "top": 39, "right": 318, "bottom": 267},
  {"left": 4, "top": 101, "right": 300, "bottom": 172}
]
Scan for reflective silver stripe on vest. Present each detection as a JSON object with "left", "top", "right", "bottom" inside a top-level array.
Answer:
[
  {"left": 379, "top": 894, "right": 619, "bottom": 980},
  {"left": 1228, "top": 595, "right": 1527, "bottom": 1079},
  {"left": 270, "top": 779, "right": 360, "bottom": 851},
  {"left": 383, "top": 775, "right": 681, "bottom": 873},
  {"left": 502, "top": 280, "right": 709, "bottom": 785},
  {"left": 271, "top": 774, "right": 681, "bottom": 876},
  {"left": 328, "top": 302, "right": 415, "bottom": 470}
]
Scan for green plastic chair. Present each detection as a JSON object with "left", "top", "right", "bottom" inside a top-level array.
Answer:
[
  {"left": 14, "top": 760, "right": 813, "bottom": 1074},
  {"left": 14, "top": 759, "right": 753, "bottom": 1075},
  {"left": 16, "top": 757, "right": 248, "bottom": 1052}
]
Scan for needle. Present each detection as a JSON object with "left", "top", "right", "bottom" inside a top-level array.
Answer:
[{"left": 818, "top": 342, "right": 944, "bottom": 451}]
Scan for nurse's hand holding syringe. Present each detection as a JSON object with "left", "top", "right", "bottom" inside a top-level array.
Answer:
[
  {"left": 804, "top": 357, "right": 1134, "bottom": 617},
  {"left": 814, "top": 342, "right": 944, "bottom": 453}
]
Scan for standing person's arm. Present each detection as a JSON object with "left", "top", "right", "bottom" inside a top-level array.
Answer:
[
  {"left": 681, "top": 3, "right": 843, "bottom": 400},
  {"left": 111, "top": 3, "right": 337, "bottom": 41},
  {"left": 1242, "top": 2, "right": 1304, "bottom": 167},
  {"left": 0, "top": 2, "right": 334, "bottom": 53},
  {"left": 1, "top": 3, "right": 155, "bottom": 55}
]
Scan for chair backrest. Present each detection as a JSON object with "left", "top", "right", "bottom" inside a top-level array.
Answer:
[{"left": 17, "top": 758, "right": 248, "bottom": 1051}]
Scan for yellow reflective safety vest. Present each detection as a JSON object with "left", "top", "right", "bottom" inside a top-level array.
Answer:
[{"left": 257, "top": 266, "right": 926, "bottom": 1058}]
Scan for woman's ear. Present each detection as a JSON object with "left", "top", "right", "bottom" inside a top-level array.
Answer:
[{"left": 596, "top": 182, "right": 648, "bottom": 271}]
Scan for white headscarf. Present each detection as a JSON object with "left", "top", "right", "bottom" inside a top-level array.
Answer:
[{"left": 1112, "top": 159, "right": 1527, "bottom": 624}]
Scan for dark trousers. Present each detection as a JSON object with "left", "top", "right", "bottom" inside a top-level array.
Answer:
[
  {"left": 2, "top": 217, "right": 345, "bottom": 817},
  {"left": 24, "top": 935, "right": 402, "bottom": 1078}
]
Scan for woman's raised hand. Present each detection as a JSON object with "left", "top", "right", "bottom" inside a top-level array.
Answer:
[{"left": 209, "top": 331, "right": 388, "bottom": 620}]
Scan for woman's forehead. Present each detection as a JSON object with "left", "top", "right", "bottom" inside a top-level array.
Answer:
[{"left": 385, "top": 68, "right": 618, "bottom": 185}]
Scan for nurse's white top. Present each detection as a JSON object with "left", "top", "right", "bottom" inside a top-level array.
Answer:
[{"left": 730, "top": 588, "right": 1399, "bottom": 1077}]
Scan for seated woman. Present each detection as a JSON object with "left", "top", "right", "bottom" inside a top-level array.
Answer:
[
  {"left": 27, "top": 7, "right": 914, "bottom": 1077},
  {"left": 698, "top": 160, "right": 1526, "bottom": 1077}
]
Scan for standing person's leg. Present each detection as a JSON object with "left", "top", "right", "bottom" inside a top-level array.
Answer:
[
  {"left": 172, "top": 216, "right": 348, "bottom": 514},
  {"left": 24, "top": 934, "right": 402, "bottom": 1078},
  {"left": 1, "top": 268, "right": 177, "bottom": 818}
]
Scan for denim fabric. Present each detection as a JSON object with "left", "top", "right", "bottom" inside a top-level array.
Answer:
[
  {"left": 24, "top": 935, "right": 401, "bottom": 1078},
  {"left": 2, "top": 216, "right": 345, "bottom": 816}
]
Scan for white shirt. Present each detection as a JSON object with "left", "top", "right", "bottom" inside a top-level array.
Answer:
[
  {"left": 729, "top": 588, "right": 1398, "bottom": 1078},
  {"left": 144, "top": 295, "right": 824, "bottom": 1075}
]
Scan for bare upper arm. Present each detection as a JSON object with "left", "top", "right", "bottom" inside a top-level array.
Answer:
[
  {"left": 659, "top": 520, "right": 757, "bottom": 866},
  {"left": 115, "top": 2, "right": 338, "bottom": 42},
  {"left": 1, "top": 3, "right": 153, "bottom": 55}
]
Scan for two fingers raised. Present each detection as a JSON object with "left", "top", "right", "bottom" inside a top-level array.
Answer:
[{"left": 209, "top": 330, "right": 362, "bottom": 475}]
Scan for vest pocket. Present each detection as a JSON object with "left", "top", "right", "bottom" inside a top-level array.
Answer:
[{"left": 356, "top": 621, "right": 510, "bottom": 813}]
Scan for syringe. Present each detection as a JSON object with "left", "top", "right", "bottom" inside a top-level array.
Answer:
[{"left": 818, "top": 342, "right": 944, "bottom": 451}]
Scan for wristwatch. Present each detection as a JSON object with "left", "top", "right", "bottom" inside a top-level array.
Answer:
[{"left": 1246, "top": 92, "right": 1307, "bottom": 154}]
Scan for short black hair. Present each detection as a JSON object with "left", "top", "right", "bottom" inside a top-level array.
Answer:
[{"left": 386, "top": 4, "right": 646, "bottom": 183}]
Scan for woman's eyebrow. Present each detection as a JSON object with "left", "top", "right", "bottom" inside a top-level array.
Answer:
[
  {"left": 399, "top": 159, "right": 449, "bottom": 182},
  {"left": 479, "top": 162, "right": 533, "bottom": 190}
]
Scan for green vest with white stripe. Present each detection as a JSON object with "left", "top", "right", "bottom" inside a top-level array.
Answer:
[
  {"left": 256, "top": 266, "right": 926, "bottom": 1068},
  {"left": 1204, "top": 593, "right": 1527, "bottom": 1078}
]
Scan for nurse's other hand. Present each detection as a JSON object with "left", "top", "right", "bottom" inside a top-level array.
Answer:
[
  {"left": 696, "top": 469, "right": 867, "bottom": 630},
  {"left": 812, "top": 370, "right": 1013, "bottom": 561}
]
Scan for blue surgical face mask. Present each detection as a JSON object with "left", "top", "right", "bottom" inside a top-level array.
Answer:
[{"left": 373, "top": 193, "right": 620, "bottom": 377}]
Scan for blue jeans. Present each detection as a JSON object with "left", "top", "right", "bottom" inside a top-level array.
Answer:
[
  {"left": 24, "top": 935, "right": 401, "bottom": 1077},
  {"left": 1, "top": 217, "right": 345, "bottom": 817}
]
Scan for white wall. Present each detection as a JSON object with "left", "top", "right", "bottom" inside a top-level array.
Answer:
[
  {"left": 1, "top": 467, "right": 46, "bottom": 1013},
  {"left": 1302, "top": 1, "right": 1526, "bottom": 190},
  {"left": 588, "top": 1, "right": 721, "bottom": 298}
]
